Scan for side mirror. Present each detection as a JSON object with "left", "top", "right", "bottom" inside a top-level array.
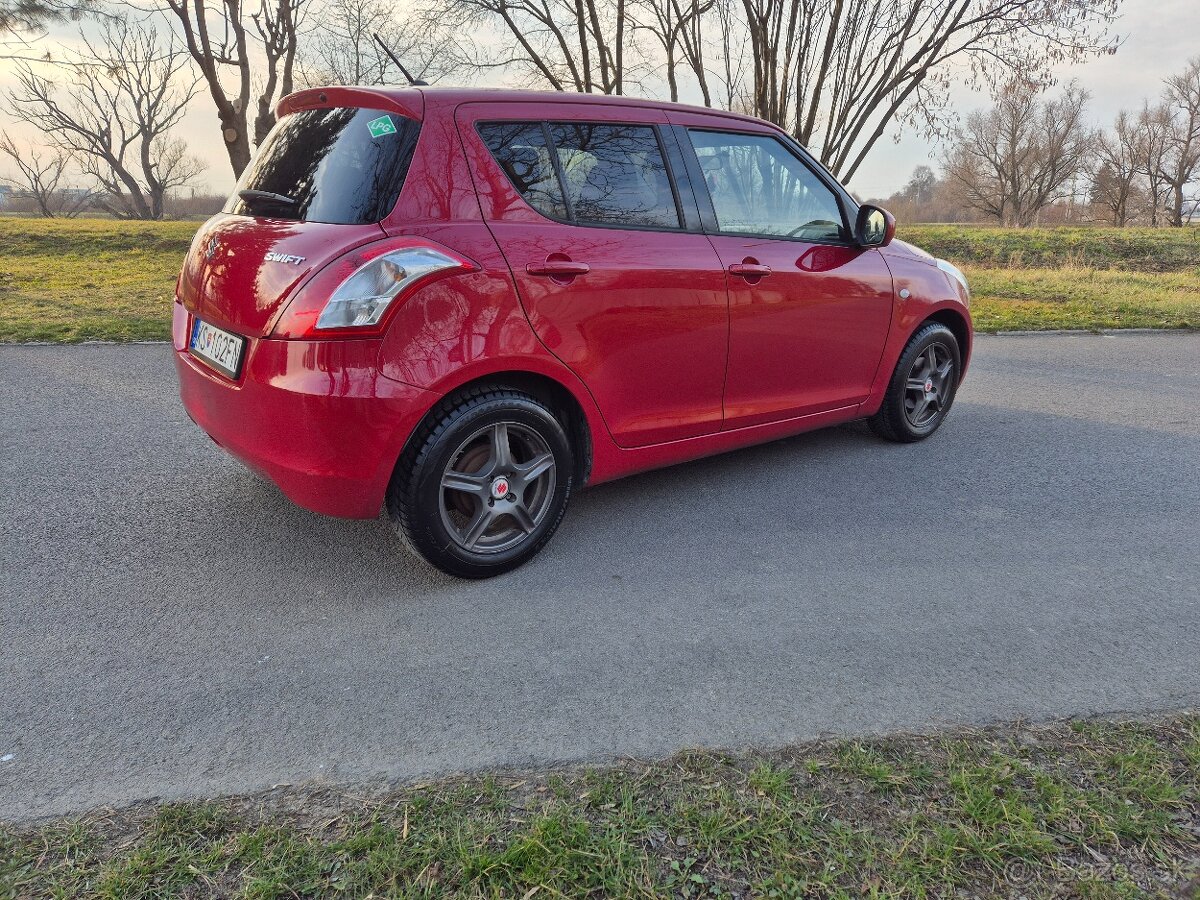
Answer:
[{"left": 855, "top": 205, "right": 895, "bottom": 248}]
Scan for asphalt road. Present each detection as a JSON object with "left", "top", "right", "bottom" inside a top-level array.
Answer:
[{"left": 2, "top": 333, "right": 1199, "bottom": 821}]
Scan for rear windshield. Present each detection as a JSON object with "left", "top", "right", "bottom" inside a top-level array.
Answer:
[{"left": 225, "top": 107, "right": 420, "bottom": 224}]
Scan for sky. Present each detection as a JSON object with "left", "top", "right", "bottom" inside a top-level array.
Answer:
[
  {"left": 850, "top": 0, "right": 1200, "bottom": 198},
  {"left": 1, "top": 0, "right": 1197, "bottom": 198}
]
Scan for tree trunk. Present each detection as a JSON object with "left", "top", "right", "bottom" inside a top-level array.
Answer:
[
  {"left": 220, "top": 106, "right": 253, "bottom": 178},
  {"left": 1170, "top": 183, "right": 1185, "bottom": 227}
]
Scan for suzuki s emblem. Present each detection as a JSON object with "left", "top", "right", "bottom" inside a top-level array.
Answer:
[
  {"left": 204, "top": 236, "right": 219, "bottom": 260},
  {"left": 264, "top": 251, "right": 307, "bottom": 265}
]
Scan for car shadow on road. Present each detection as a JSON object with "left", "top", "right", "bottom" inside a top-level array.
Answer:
[{"left": 178, "top": 396, "right": 1199, "bottom": 614}]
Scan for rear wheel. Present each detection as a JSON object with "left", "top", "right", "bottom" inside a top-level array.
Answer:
[
  {"left": 869, "top": 322, "right": 961, "bottom": 442},
  {"left": 388, "top": 388, "right": 574, "bottom": 578}
]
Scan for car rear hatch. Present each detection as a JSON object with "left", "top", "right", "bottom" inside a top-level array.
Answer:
[{"left": 179, "top": 101, "right": 422, "bottom": 337}]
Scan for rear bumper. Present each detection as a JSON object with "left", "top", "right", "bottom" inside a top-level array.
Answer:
[{"left": 173, "top": 302, "right": 435, "bottom": 518}]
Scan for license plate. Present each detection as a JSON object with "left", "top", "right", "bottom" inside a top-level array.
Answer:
[{"left": 189, "top": 317, "right": 245, "bottom": 379}]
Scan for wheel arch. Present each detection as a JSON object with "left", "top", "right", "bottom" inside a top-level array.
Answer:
[
  {"left": 923, "top": 306, "right": 972, "bottom": 377},
  {"left": 397, "top": 368, "right": 596, "bottom": 489}
]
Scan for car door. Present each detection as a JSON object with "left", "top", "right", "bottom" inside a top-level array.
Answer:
[
  {"left": 457, "top": 102, "right": 729, "bottom": 448},
  {"left": 668, "top": 112, "right": 894, "bottom": 429}
]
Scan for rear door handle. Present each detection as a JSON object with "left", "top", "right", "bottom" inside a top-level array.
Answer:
[
  {"left": 527, "top": 260, "right": 591, "bottom": 277},
  {"left": 728, "top": 262, "right": 772, "bottom": 278}
]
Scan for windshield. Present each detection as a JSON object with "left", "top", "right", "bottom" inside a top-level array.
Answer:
[{"left": 225, "top": 106, "right": 420, "bottom": 224}]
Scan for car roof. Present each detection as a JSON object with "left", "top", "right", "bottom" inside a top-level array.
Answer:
[
  {"left": 421, "top": 86, "right": 761, "bottom": 120},
  {"left": 277, "top": 84, "right": 771, "bottom": 129}
]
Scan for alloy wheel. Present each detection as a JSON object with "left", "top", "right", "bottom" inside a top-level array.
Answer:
[
  {"left": 438, "top": 421, "right": 557, "bottom": 554},
  {"left": 903, "top": 341, "right": 955, "bottom": 428}
]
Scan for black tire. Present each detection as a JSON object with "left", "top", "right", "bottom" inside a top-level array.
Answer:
[
  {"left": 868, "top": 322, "right": 961, "bottom": 443},
  {"left": 387, "top": 387, "right": 574, "bottom": 578}
]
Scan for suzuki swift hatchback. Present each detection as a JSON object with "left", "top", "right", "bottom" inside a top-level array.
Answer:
[{"left": 175, "top": 87, "right": 973, "bottom": 578}]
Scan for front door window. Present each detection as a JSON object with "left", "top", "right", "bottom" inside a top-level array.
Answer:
[{"left": 688, "top": 130, "right": 847, "bottom": 243}]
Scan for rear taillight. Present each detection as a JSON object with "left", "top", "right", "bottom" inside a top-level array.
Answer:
[{"left": 272, "top": 238, "right": 477, "bottom": 339}]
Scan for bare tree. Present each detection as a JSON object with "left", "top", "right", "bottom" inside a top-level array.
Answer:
[
  {"left": 877, "top": 164, "right": 976, "bottom": 222},
  {"left": 1158, "top": 56, "right": 1200, "bottom": 227},
  {"left": 5, "top": 18, "right": 204, "bottom": 219},
  {"left": 425, "top": 0, "right": 636, "bottom": 94},
  {"left": 901, "top": 164, "right": 937, "bottom": 206},
  {"left": 713, "top": 0, "right": 749, "bottom": 110},
  {"left": 943, "top": 80, "right": 1093, "bottom": 227},
  {"left": 737, "top": 0, "right": 1120, "bottom": 182},
  {"left": 1134, "top": 101, "right": 1171, "bottom": 226},
  {"left": 0, "top": 135, "right": 95, "bottom": 216},
  {"left": 631, "top": 0, "right": 713, "bottom": 104},
  {"left": 298, "top": 0, "right": 460, "bottom": 87},
  {"left": 160, "top": 0, "right": 306, "bottom": 177},
  {"left": 1091, "top": 109, "right": 1144, "bottom": 226},
  {"left": 428, "top": 0, "right": 1121, "bottom": 184}
]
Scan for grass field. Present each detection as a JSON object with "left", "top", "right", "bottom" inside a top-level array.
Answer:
[
  {"left": 0, "top": 218, "right": 195, "bottom": 343},
  {"left": 906, "top": 225, "right": 1200, "bottom": 332},
  {"left": 2, "top": 217, "right": 1198, "bottom": 342},
  {"left": 3, "top": 715, "right": 1197, "bottom": 899}
]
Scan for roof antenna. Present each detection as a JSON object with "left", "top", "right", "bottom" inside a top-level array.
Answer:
[{"left": 372, "top": 33, "right": 428, "bottom": 86}]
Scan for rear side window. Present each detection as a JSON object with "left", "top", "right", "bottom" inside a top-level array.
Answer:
[
  {"left": 478, "top": 120, "right": 681, "bottom": 230},
  {"left": 477, "top": 122, "right": 568, "bottom": 220},
  {"left": 226, "top": 107, "right": 420, "bottom": 224}
]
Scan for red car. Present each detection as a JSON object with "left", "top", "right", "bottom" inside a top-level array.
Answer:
[{"left": 175, "top": 87, "right": 972, "bottom": 578}]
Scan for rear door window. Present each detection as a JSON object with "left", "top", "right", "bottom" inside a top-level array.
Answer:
[
  {"left": 478, "top": 120, "right": 681, "bottom": 230},
  {"left": 547, "top": 123, "right": 680, "bottom": 229},
  {"left": 226, "top": 106, "right": 420, "bottom": 224}
]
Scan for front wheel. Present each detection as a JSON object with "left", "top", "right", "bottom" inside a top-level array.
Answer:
[
  {"left": 868, "top": 322, "right": 961, "bottom": 442},
  {"left": 388, "top": 388, "right": 574, "bottom": 578}
]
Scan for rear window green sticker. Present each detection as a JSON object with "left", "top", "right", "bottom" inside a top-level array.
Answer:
[{"left": 367, "top": 115, "right": 397, "bottom": 138}]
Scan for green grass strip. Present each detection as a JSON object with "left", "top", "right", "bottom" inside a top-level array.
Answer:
[
  {"left": 2, "top": 217, "right": 1199, "bottom": 342},
  {"left": 3, "top": 715, "right": 1198, "bottom": 898}
]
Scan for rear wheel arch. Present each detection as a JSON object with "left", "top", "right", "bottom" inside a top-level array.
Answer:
[{"left": 397, "top": 370, "right": 594, "bottom": 490}]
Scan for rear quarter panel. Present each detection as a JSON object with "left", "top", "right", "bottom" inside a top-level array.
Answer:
[
  {"left": 373, "top": 222, "right": 614, "bottom": 483},
  {"left": 376, "top": 223, "right": 560, "bottom": 391}
]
